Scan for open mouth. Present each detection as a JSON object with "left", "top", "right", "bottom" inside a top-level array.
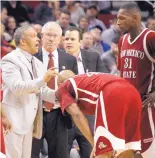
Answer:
[{"left": 35, "top": 43, "right": 39, "bottom": 48}]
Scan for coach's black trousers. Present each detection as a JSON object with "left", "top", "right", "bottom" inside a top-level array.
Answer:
[{"left": 31, "top": 108, "right": 69, "bottom": 158}]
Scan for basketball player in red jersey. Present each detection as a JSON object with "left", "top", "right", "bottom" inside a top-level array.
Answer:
[
  {"left": 117, "top": 2, "right": 155, "bottom": 158},
  {"left": 56, "top": 70, "right": 142, "bottom": 158}
]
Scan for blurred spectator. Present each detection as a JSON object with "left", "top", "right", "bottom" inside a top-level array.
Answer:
[
  {"left": 4, "top": 16, "right": 17, "bottom": 42},
  {"left": 101, "top": 18, "right": 122, "bottom": 46},
  {"left": 53, "top": 9, "right": 61, "bottom": 20},
  {"left": 31, "top": 23, "right": 42, "bottom": 39},
  {"left": 146, "top": 17, "right": 155, "bottom": 31},
  {"left": 101, "top": 42, "right": 118, "bottom": 74},
  {"left": 58, "top": 32, "right": 65, "bottom": 50},
  {"left": 2, "top": 1, "right": 31, "bottom": 24},
  {"left": 1, "top": 22, "right": 14, "bottom": 58},
  {"left": 58, "top": 10, "right": 71, "bottom": 32},
  {"left": 0, "top": 5, "right": 8, "bottom": 24},
  {"left": 63, "top": 0, "right": 85, "bottom": 25},
  {"left": 33, "top": 1, "right": 54, "bottom": 25},
  {"left": 86, "top": 5, "right": 106, "bottom": 31},
  {"left": 136, "top": 1, "right": 154, "bottom": 17},
  {"left": 90, "top": 26, "right": 110, "bottom": 56},
  {"left": 89, "top": 1, "right": 111, "bottom": 13},
  {"left": 78, "top": 16, "right": 89, "bottom": 33},
  {"left": 80, "top": 32, "right": 94, "bottom": 51}
]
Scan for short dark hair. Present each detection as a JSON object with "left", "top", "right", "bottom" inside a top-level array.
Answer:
[
  {"left": 65, "top": 27, "right": 83, "bottom": 41},
  {"left": 60, "top": 9, "right": 71, "bottom": 16},
  {"left": 121, "top": 2, "right": 141, "bottom": 13},
  {"left": 87, "top": 5, "right": 98, "bottom": 11},
  {"left": 90, "top": 25, "right": 103, "bottom": 33},
  {"left": 148, "top": 16, "right": 155, "bottom": 21},
  {"left": 14, "top": 25, "right": 32, "bottom": 46},
  {"left": 78, "top": 15, "right": 89, "bottom": 24}
]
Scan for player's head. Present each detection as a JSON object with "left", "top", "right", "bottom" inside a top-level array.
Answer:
[
  {"left": 57, "top": 70, "right": 75, "bottom": 86},
  {"left": 117, "top": 2, "right": 141, "bottom": 32}
]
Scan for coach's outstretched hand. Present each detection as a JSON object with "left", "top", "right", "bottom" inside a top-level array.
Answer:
[
  {"left": 43, "top": 67, "right": 58, "bottom": 83},
  {"left": 142, "top": 91, "right": 155, "bottom": 107}
]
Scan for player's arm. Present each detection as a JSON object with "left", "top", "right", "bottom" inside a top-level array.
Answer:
[
  {"left": 65, "top": 103, "right": 94, "bottom": 147},
  {"left": 143, "top": 32, "right": 155, "bottom": 107},
  {"left": 56, "top": 81, "right": 94, "bottom": 146},
  {"left": 146, "top": 31, "right": 155, "bottom": 60}
]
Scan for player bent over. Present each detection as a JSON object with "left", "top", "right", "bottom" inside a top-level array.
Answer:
[{"left": 56, "top": 70, "right": 142, "bottom": 158}]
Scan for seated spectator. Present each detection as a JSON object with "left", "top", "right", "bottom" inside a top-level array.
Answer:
[
  {"left": 78, "top": 16, "right": 89, "bottom": 33},
  {"left": 2, "top": 1, "right": 31, "bottom": 24},
  {"left": 63, "top": 0, "right": 85, "bottom": 25},
  {"left": 88, "top": 1, "right": 111, "bottom": 14},
  {"left": 53, "top": 9, "right": 61, "bottom": 20},
  {"left": 33, "top": 1, "right": 54, "bottom": 25},
  {"left": 31, "top": 23, "right": 42, "bottom": 39},
  {"left": 90, "top": 26, "right": 110, "bottom": 56},
  {"left": 57, "top": 10, "right": 72, "bottom": 32},
  {"left": 86, "top": 5, "right": 106, "bottom": 31},
  {"left": 101, "top": 18, "right": 123, "bottom": 46},
  {"left": 146, "top": 17, "right": 155, "bottom": 31},
  {"left": 0, "top": 22, "right": 14, "bottom": 58},
  {"left": 58, "top": 32, "right": 65, "bottom": 50},
  {"left": 0, "top": 5, "right": 8, "bottom": 24},
  {"left": 4, "top": 16, "right": 17, "bottom": 42},
  {"left": 80, "top": 32, "right": 94, "bottom": 51},
  {"left": 101, "top": 42, "right": 118, "bottom": 74}
]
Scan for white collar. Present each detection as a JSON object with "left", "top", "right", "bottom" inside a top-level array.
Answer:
[
  {"left": 77, "top": 51, "right": 82, "bottom": 62},
  {"left": 42, "top": 47, "right": 58, "bottom": 59}
]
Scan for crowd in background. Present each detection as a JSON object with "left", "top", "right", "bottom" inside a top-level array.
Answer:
[
  {"left": 0, "top": 1, "right": 155, "bottom": 158},
  {"left": 1, "top": 1, "right": 155, "bottom": 68}
]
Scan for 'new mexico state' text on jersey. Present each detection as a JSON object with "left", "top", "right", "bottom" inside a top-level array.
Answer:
[{"left": 118, "top": 28, "right": 155, "bottom": 97}]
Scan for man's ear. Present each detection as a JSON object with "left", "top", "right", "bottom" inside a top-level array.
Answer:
[
  {"left": 20, "top": 38, "right": 26, "bottom": 45},
  {"left": 132, "top": 14, "right": 138, "bottom": 22}
]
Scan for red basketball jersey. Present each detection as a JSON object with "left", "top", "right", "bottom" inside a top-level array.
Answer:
[
  {"left": 56, "top": 73, "right": 126, "bottom": 115},
  {"left": 118, "top": 28, "right": 155, "bottom": 97}
]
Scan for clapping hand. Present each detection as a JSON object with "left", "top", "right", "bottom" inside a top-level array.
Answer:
[
  {"left": 142, "top": 91, "right": 155, "bottom": 108},
  {"left": 43, "top": 67, "right": 58, "bottom": 83}
]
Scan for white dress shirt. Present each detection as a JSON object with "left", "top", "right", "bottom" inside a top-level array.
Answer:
[
  {"left": 77, "top": 51, "right": 85, "bottom": 74},
  {"left": 42, "top": 47, "right": 60, "bottom": 109}
]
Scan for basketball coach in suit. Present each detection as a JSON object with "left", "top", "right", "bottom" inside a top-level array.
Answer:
[
  {"left": 63, "top": 26, "right": 109, "bottom": 158},
  {"left": 31, "top": 22, "right": 78, "bottom": 158},
  {"left": 1, "top": 25, "right": 58, "bottom": 158}
]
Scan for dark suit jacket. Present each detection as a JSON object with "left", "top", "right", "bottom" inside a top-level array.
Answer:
[
  {"left": 35, "top": 48, "right": 78, "bottom": 129},
  {"left": 80, "top": 49, "right": 109, "bottom": 73},
  {"left": 35, "top": 48, "right": 78, "bottom": 74}
]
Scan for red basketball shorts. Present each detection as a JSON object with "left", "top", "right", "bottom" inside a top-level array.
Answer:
[{"left": 94, "top": 81, "right": 142, "bottom": 156}]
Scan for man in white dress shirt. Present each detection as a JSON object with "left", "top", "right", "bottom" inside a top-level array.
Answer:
[
  {"left": 64, "top": 26, "right": 108, "bottom": 158},
  {"left": 1, "top": 25, "right": 58, "bottom": 158},
  {"left": 32, "top": 22, "right": 78, "bottom": 158}
]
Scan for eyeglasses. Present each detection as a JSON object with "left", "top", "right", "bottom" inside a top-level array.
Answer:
[{"left": 44, "top": 33, "right": 59, "bottom": 39}]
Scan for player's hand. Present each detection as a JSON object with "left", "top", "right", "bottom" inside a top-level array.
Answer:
[
  {"left": 2, "top": 116, "right": 12, "bottom": 135},
  {"left": 142, "top": 91, "right": 155, "bottom": 108},
  {"left": 43, "top": 67, "right": 58, "bottom": 83}
]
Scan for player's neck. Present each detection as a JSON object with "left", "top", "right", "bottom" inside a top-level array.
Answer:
[{"left": 129, "top": 24, "right": 144, "bottom": 41}]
